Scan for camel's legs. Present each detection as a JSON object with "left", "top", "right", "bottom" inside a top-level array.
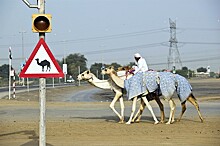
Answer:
[
  {"left": 187, "top": 95, "right": 204, "bottom": 122},
  {"left": 110, "top": 92, "right": 123, "bottom": 123},
  {"left": 119, "top": 96, "right": 125, "bottom": 123},
  {"left": 126, "top": 97, "right": 137, "bottom": 124},
  {"left": 154, "top": 96, "right": 165, "bottom": 123},
  {"left": 132, "top": 99, "right": 145, "bottom": 123},
  {"left": 132, "top": 94, "right": 164, "bottom": 123},
  {"left": 141, "top": 96, "right": 159, "bottom": 124},
  {"left": 177, "top": 101, "right": 186, "bottom": 122},
  {"left": 166, "top": 99, "right": 176, "bottom": 124}
]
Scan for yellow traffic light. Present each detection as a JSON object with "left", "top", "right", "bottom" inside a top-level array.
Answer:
[{"left": 32, "top": 14, "right": 52, "bottom": 33}]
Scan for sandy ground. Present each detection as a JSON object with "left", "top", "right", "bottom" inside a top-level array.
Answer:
[{"left": 0, "top": 79, "right": 220, "bottom": 146}]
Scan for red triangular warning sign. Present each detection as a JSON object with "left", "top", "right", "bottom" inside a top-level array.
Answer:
[{"left": 19, "top": 38, "right": 64, "bottom": 78}]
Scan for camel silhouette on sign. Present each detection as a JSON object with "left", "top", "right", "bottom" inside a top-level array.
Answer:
[{"left": 35, "top": 58, "right": 51, "bottom": 72}]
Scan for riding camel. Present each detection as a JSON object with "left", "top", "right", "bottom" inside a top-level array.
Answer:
[
  {"left": 102, "top": 67, "right": 161, "bottom": 124},
  {"left": 102, "top": 66, "right": 204, "bottom": 124},
  {"left": 77, "top": 70, "right": 125, "bottom": 123}
]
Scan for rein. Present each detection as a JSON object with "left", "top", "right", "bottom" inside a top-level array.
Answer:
[
  {"left": 125, "top": 69, "right": 135, "bottom": 79},
  {"left": 87, "top": 76, "right": 93, "bottom": 81}
]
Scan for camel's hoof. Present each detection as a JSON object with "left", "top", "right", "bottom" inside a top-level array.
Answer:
[
  {"left": 126, "top": 122, "right": 131, "bottom": 125},
  {"left": 200, "top": 118, "right": 204, "bottom": 123},
  {"left": 154, "top": 121, "right": 159, "bottom": 125},
  {"left": 166, "top": 122, "right": 171, "bottom": 125},
  {"left": 160, "top": 121, "right": 165, "bottom": 124},
  {"left": 118, "top": 120, "right": 124, "bottom": 124}
]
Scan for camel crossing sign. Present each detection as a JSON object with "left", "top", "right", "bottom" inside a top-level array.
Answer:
[{"left": 19, "top": 38, "right": 64, "bottom": 78}]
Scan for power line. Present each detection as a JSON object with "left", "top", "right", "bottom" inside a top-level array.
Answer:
[
  {"left": 179, "top": 41, "right": 220, "bottom": 45},
  {"left": 75, "top": 42, "right": 165, "bottom": 55},
  {"left": 150, "top": 55, "right": 220, "bottom": 67},
  {"left": 0, "top": 28, "right": 168, "bottom": 48},
  {"left": 1, "top": 27, "right": 220, "bottom": 48},
  {"left": 178, "top": 27, "right": 220, "bottom": 31},
  {"left": 48, "top": 28, "right": 168, "bottom": 44}
]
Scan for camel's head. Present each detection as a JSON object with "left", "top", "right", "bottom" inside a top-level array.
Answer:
[
  {"left": 101, "top": 66, "right": 114, "bottom": 75},
  {"left": 77, "top": 70, "right": 93, "bottom": 80},
  {"left": 35, "top": 58, "right": 39, "bottom": 61}
]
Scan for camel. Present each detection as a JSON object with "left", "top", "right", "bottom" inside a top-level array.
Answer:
[
  {"left": 104, "top": 66, "right": 204, "bottom": 124},
  {"left": 102, "top": 67, "right": 161, "bottom": 125},
  {"left": 77, "top": 70, "right": 125, "bottom": 123},
  {"left": 35, "top": 58, "right": 51, "bottom": 72}
]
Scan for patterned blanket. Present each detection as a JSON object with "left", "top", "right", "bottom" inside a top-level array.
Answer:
[
  {"left": 124, "top": 71, "right": 192, "bottom": 102},
  {"left": 124, "top": 72, "right": 146, "bottom": 100},
  {"left": 174, "top": 74, "right": 192, "bottom": 102}
]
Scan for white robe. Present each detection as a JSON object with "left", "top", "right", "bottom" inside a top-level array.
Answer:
[{"left": 134, "top": 57, "right": 148, "bottom": 74}]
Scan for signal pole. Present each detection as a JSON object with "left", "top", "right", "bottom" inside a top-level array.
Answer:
[
  {"left": 168, "top": 18, "right": 182, "bottom": 73},
  {"left": 38, "top": 1, "right": 46, "bottom": 146},
  {"left": 22, "top": 0, "right": 46, "bottom": 146}
]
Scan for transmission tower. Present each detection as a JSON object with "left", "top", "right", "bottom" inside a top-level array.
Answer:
[{"left": 168, "top": 18, "right": 182, "bottom": 73}]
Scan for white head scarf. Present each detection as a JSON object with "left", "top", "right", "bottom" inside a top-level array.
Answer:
[{"left": 134, "top": 53, "right": 141, "bottom": 58}]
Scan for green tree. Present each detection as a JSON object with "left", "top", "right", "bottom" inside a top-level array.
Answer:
[
  {"left": 197, "top": 67, "right": 207, "bottom": 73},
  {"left": 90, "top": 62, "right": 122, "bottom": 79},
  {"left": 0, "top": 64, "right": 9, "bottom": 79},
  {"left": 176, "top": 66, "right": 194, "bottom": 78},
  {"left": 109, "top": 62, "right": 122, "bottom": 70},
  {"left": 90, "top": 63, "right": 103, "bottom": 79},
  {"left": 63, "top": 53, "right": 87, "bottom": 79}
]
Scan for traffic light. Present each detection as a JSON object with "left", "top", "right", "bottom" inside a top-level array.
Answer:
[{"left": 32, "top": 14, "right": 52, "bottom": 33}]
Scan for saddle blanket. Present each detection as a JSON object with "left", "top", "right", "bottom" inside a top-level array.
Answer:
[{"left": 124, "top": 71, "right": 192, "bottom": 102}]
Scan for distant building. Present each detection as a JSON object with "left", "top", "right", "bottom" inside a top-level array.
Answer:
[{"left": 195, "top": 66, "right": 210, "bottom": 78}]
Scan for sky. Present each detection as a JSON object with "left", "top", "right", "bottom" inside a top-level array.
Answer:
[{"left": 0, "top": 0, "right": 220, "bottom": 73}]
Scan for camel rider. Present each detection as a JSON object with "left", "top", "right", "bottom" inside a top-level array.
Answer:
[{"left": 133, "top": 53, "right": 148, "bottom": 74}]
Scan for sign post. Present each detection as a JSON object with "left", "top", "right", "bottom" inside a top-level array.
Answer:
[
  {"left": 20, "top": 38, "right": 64, "bottom": 146},
  {"left": 22, "top": 1, "right": 64, "bottom": 146},
  {"left": 37, "top": 2, "right": 46, "bottom": 145}
]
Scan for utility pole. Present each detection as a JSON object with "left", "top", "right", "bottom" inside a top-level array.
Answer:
[
  {"left": 19, "top": 31, "right": 26, "bottom": 62},
  {"left": 8, "top": 47, "right": 12, "bottom": 100},
  {"left": 19, "top": 31, "right": 26, "bottom": 86},
  {"left": 168, "top": 18, "right": 182, "bottom": 73}
]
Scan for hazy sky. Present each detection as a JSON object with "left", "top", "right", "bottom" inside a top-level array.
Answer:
[{"left": 0, "top": 0, "right": 220, "bottom": 73}]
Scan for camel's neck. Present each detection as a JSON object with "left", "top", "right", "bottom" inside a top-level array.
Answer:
[
  {"left": 88, "top": 74, "right": 111, "bottom": 89},
  {"left": 36, "top": 60, "right": 40, "bottom": 65},
  {"left": 109, "top": 72, "right": 124, "bottom": 88}
]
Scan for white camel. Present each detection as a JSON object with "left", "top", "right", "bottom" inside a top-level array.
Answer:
[
  {"left": 103, "top": 66, "right": 204, "bottom": 124},
  {"left": 114, "top": 66, "right": 165, "bottom": 123},
  {"left": 77, "top": 70, "right": 125, "bottom": 123},
  {"left": 102, "top": 67, "right": 160, "bottom": 125}
]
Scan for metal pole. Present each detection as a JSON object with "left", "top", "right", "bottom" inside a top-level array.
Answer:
[
  {"left": 38, "top": 1, "right": 46, "bottom": 146},
  {"left": 78, "top": 66, "right": 80, "bottom": 86},
  {"left": 64, "top": 49, "right": 66, "bottom": 83},
  {"left": 27, "top": 78, "right": 29, "bottom": 92},
  {"left": 52, "top": 78, "right": 54, "bottom": 88},
  {"left": 13, "top": 70, "right": 16, "bottom": 99},
  {"left": 8, "top": 48, "right": 12, "bottom": 100},
  {"left": 21, "top": 1, "right": 46, "bottom": 145},
  {"left": 19, "top": 31, "right": 26, "bottom": 86}
]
